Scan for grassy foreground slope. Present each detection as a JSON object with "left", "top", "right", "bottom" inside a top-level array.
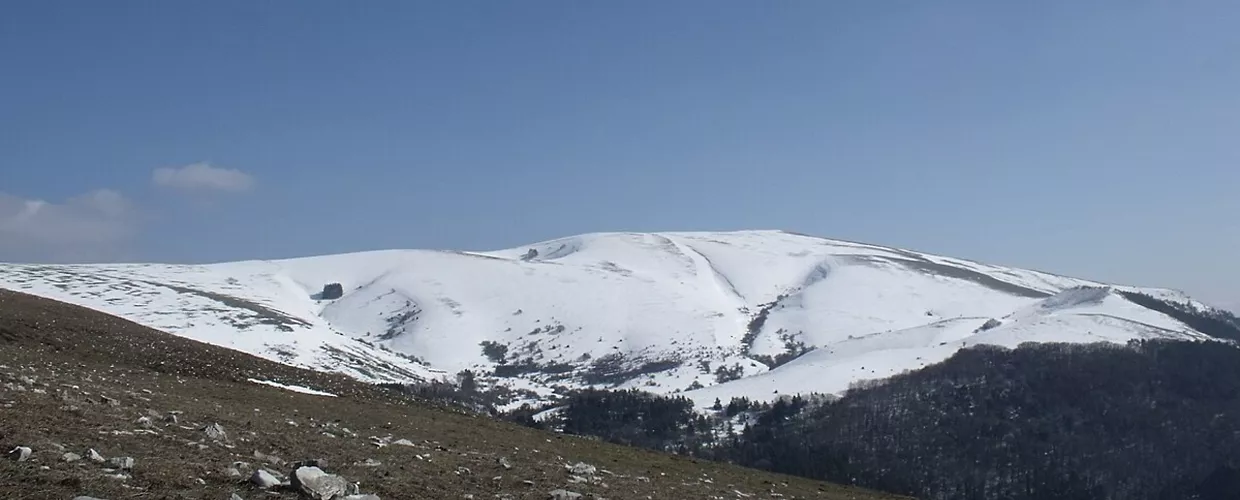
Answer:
[{"left": 0, "top": 288, "right": 904, "bottom": 500}]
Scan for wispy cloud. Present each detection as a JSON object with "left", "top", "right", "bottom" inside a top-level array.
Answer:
[
  {"left": 152, "top": 162, "right": 255, "bottom": 193},
  {"left": 0, "top": 189, "right": 138, "bottom": 263}
]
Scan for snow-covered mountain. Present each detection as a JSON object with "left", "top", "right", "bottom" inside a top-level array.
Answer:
[{"left": 0, "top": 230, "right": 1220, "bottom": 408}]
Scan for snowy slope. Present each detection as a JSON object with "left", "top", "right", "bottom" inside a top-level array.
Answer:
[{"left": 0, "top": 230, "right": 1219, "bottom": 407}]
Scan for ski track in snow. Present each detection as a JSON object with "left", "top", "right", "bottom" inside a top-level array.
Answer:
[{"left": 0, "top": 230, "right": 1216, "bottom": 409}]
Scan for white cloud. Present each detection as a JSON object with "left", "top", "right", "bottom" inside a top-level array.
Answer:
[
  {"left": 0, "top": 190, "right": 138, "bottom": 263},
  {"left": 152, "top": 162, "right": 255, "bottom": 193}
]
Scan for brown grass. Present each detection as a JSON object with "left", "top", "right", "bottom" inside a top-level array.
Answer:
[{"left": 0, "top": 288, "right": 908, "bottom": 500}]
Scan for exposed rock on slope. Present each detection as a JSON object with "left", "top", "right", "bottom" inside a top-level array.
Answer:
[{"left": 0, "top": 289, "right": 903, "bottom": 500}]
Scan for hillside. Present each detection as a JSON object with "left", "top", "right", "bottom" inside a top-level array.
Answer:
[
  {"left": 0, "top": 288, "right": 902, "bottom": 500},
  {"left": 0, "top": 230, "right": 1221, "bottom": 409},
  {"left": 712, "top": 339, "right": 1240, "bottom": 500}
]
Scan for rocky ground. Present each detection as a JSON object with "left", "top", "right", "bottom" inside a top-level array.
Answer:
[{"left": 0, "top": 289, "right": 906, "bottom": 500}]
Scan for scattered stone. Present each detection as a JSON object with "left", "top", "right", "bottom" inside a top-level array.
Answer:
[
  {"left": 498, "top": 457, "right": 513, "bottom": 469},
  {"left": 392, "top": 439, "right": 415, "bottom": 447},
  {"left": 62, "top": 452, "right": 82, "bottom": 462},
  {"left": 250, "top": 469, "right": 281, "bottom": 489},
  {"left": 455, "top": 466, "right": 472, "bottom": 475},
  {"left": 194, "top": 477, "right": 206, "bottom": 485},
  {"left": 548, "top": 490, "right": 583, "bottom": 500},
  {"left": 355, "top": 458, "right": 382, "bottom": 467},
  {"left": 231, "top": 495, "right": 245, "bottom": 500},
  {"left": 106, "top": 456, "right": 135, "bottom": 470},
  {"left": 567, "top": 462, "right": 596, "bottom": 476},
  {"left": 203, "top": 423, "right": 227, "bottom": 441},
  {"left": 164, "top": 413, "right": 179, "bottom": 424},
  {"left": 291, "top": 466, "right": 350, "bottom": 500},
  {"left": 47, "top": 442, "right": 66, "bottom": 452},
  {"left": 7, "top": 446, "right": 31, "bottom": 462},
  {"left": 346, "top": 482, "right": 361, "bottom": 495},
  {"left": 253, "top": 450, "right": 285, "bottom": 466},
  {"left": 340, "top": 496, "right": 380, "bottom": 500},
  {"left": 87, "top": 449, "right": 106, "bottom": 462},
  {"left": 73, "top": 497, "right": 108, "bottom": 500},
  {"left": 100, "top": 395, "right": 120, "bottom": 406},
  {"left": 522, "top": 480, "right": 536, "bottom": 486},
  {"left": 136, "top": 416, "right": 154, "bottom": 428},
  {"left": 567, "top": 475, "right": 587, "bottom": 484},
  {"left": 224, "top": 467, "right": 243, "bottom": 478}
]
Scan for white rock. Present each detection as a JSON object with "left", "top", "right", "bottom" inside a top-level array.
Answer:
[
  {"left": 549, "top": 490, "right": 583, "bottom": 500},
  {"left": 87, "top": 449, "right": 106, "bottom": 462},
  {"left": 250, "top": 469, "right": 281, "bottom": 489},
  {"left": 7, "top": 446, "right": 32, "bottom": 462},
  {"left": 106, "top": 456, "right": 135, "bottom": 470},
  {"left": 62, "top": 452, "right": 82, "bottom": 462},
  {"left": 567, "top": 462, "right": 596, "bottom": 476},
  {"left": 203, "top": 423, "right": 227, "bottom": 441},
  {"left": 291, "top": 466, "right": 349, "bottom": 500}
]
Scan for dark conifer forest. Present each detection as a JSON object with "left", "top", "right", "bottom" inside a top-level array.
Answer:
[
  {"left": 717, "top": 339, "right": 1240, "bottom": 500},
  {"left": 511, "top": 339, "right": 1240, "bottom": 500}
]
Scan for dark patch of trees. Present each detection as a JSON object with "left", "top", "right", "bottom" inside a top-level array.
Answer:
[
  {"left": 319, "top": 283, "right": 344, "bottom": 300},
  {"left": 380, "top": 369, "right": 537, "bottom": 417},
  {"left": 479, "top": 341, "right": 508, "bottom": 363},
  {"left": 1118, "top": 291, "right": 1240, "bottom": 342},
  {"left": 741, "top": 295, "right": 788, "bottom": 351},
  {"left": 512, "top": 388, "right": 715, "bottom": 453},
  {"left": 714, "top": 363, "right": 744, "bottom": 384},
  {"left": 579, "top": 354, "right": 682, "bottom": 386},
  {"left": 491, "top": 358, "right": 574, "bottom": 378},
  {"left": 751, "top": 335, "right": 810, "bottom": 369},
  {"left": 715, "top": 339, "right": 1240, "bottom": 500}
]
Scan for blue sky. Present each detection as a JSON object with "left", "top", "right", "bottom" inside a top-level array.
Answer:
[{"left": 1, "top": 1, "right": 1237, "bottom": 308}]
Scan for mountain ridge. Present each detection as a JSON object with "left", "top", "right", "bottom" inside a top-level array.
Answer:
[{"left": 0, "top": 230, "right": 1221, "bottom": 409}]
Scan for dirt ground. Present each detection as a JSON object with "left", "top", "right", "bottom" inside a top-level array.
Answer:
[{"left": 0, "top": 288, "right": 907, "bottom": 500}]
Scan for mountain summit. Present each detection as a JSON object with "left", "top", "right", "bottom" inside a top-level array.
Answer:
[{"left": 0, "top": 230, "right": 1220, "bottom": 407}]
